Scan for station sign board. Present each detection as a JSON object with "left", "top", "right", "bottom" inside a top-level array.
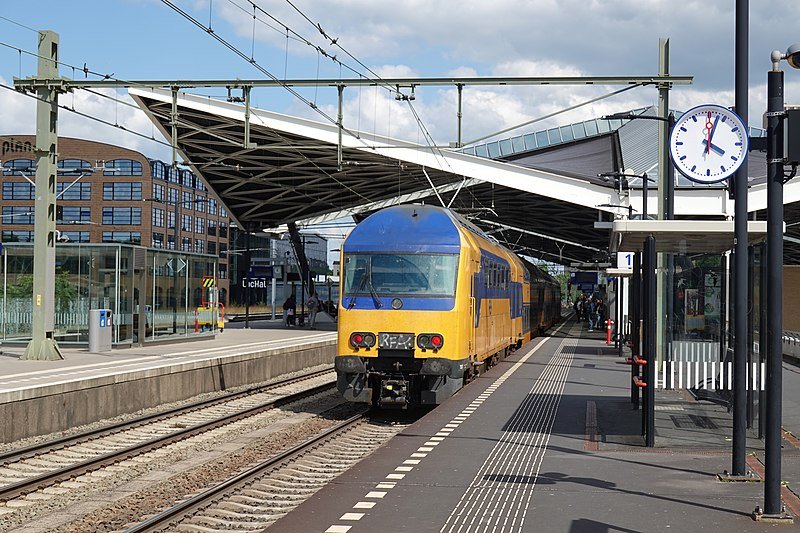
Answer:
[{"left": 242, "top": 277, "right": 270, "bottom": 289}]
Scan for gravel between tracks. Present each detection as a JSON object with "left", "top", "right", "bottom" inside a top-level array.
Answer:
[{"left": 1, "top": 390, "right": 350, "bottom": 532}]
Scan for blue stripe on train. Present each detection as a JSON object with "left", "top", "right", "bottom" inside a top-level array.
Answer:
[{"left": 343, "top": 296, "right": 456, "bottom": 311}]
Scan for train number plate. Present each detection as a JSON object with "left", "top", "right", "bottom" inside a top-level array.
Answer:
[{"left": 378, "top": 333, "right": 414, "bottom": 349}]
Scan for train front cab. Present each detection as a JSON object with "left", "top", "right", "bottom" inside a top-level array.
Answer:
[{"left": 335, "top": 248, "right": 472, "bottom": 408}]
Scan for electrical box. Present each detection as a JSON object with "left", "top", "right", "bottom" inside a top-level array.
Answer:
[{"left": 787, "top": 107, "right": 800, "bottom": 165}]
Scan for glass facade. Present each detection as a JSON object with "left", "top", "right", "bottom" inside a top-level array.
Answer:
[{"left": 0, "top": 243, "right": 219, "bottom": 345}]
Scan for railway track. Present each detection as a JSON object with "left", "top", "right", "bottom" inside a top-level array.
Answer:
[
  {"left": 0, "top": 368, "right": 336, "bottom": 504},
  {"left": 125, "top": 410, "right": 407, "bottom": 532}
]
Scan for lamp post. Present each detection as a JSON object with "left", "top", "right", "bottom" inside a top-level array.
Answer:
[{"left": 760, "top": 43, "right": 800, "bottom": 521}]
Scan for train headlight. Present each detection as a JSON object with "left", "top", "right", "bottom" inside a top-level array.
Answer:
[
  {"left": 421, "top": 357, "right": 452, "bottom": 375},
  {"left": 335, "top": 356, "right": 367, "bottom": 373},
  {"left": 417, "top": 333, "right": 444, "bottom": 351},
  {"left": 350, "top": 332, "right": 376, "bottom": 349}
]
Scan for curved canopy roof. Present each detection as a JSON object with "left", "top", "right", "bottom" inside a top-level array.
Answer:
[{"left": 130, "top": 88, "right": 800, "bottom": 265}]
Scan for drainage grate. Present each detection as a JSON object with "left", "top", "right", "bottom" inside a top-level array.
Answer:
[{"left": 670, "top": 414, "right": 719, "bottom": 429}]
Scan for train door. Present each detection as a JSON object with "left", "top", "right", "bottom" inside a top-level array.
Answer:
[{"left": 470, "top": 258, "right": 478, "bottom": 358}]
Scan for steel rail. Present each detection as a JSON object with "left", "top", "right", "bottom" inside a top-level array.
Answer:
[
  {"left": 0, "top": 367, "right": 332, "bottom": 467},
  {"left": 0, "top": 379, "right": 336, "bottom": 502},
  {"left": 125, "top": 411, "right": 367, "bottom": 533}
]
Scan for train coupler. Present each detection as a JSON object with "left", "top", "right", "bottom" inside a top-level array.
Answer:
[{"left": 379, "top": 379, "right": 408, "bottom": 407}]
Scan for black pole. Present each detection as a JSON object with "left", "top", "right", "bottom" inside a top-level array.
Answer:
[
  {"left": 245, "top": 228, "right": 251, "bottom": 329},
  {"left": 300, "top": 236, "right": 305, "bottom": 326},
  {"left": 764, "top": 67, "right": 784, "bottom": 517},
  {"left": 641, "top": 245, "right": 649, "bottom": 436},
  {"left": 666, "top": 112, "right": 676, "bottom": 389},
  {"left": 172, "top": 197, "right": 179, "bottom": 334},
  {"left": 759, "top": 242, "right": 767, "bottom": 440},
  {"left": 731, "top": 0, "right": 749, "bottom": 477},
  {"left": 631, "top": 252, "right": 641, "bottom": 408},
  {"left": 618, "top": 277, "right": 624, "bottom": 357},
  {"left": 646, "top": 235, "right": 657, "bottom": 447},
  {"left": 642, "top": 173, "right": 648, "bottom": 220},
  {"left": 747, "top": 245, "right": 756, "bottom": 429}
]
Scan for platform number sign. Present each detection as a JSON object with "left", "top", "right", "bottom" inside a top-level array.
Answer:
[{"left": 616, "top": 252, "right": 634, "bottom": 270}]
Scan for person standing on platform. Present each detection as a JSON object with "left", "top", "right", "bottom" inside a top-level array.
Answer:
[
  {"left": 307, "top": 291, "right": 320, "bottom": 329},
  {"left": 283, "top": 294, "right": 296, "bottom": 327},
  {"left": 586, "top": 297, "right": 596, "bottom": 331}
]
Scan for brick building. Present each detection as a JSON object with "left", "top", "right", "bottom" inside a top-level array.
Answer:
[{"left": 0, "top": 135, "right": 230, "bottom": 303}]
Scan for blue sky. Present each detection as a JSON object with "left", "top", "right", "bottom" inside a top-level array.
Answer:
[{"left": 1, "top": 1, "right": 800, "bottom": 245}]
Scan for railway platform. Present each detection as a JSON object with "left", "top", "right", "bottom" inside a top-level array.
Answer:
[
  {"left": 0, "top": 320, "right": 337, "bottom": 443},
  {"left": 272, "top": 317, "right": 800, "bottom": 533}
]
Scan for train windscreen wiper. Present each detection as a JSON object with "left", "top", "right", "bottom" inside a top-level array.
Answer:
[{"left": 346, "top": 258, "right": 383, "bottom": 309}]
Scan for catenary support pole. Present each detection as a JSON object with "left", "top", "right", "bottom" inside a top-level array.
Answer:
[
  {"left": 22, "top": 30, "right": 63, "bottom": 361},
  {"left": 731, "top": 0, "right": 749, "bottom": 477}
]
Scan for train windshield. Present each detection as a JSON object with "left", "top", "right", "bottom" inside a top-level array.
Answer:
[{"left": 342, "top": 253, "right": 458, "bottom": 297}]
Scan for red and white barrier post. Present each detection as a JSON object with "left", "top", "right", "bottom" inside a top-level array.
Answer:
[{"left": 606, "top": 318, "right": 614, "bottom": 345}]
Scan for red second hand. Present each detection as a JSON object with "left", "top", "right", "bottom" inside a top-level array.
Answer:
[{"left": 706, "top": 111, "right": 712, "bottom": 154}]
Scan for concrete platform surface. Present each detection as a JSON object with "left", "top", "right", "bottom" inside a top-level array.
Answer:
[
  {"left": 272, "top": 320, "right": 799, "bottom": 533},
  {"left": 0, "top": 320, "right": 335, "bottom": 399}
]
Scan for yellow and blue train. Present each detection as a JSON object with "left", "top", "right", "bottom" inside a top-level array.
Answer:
[{"left": 335, "top": 204, "right": 561, "bottom": 407}]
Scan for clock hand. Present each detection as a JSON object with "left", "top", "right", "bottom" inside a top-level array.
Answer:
[
  {"left": 702, "top": 139, "right": 725, "bottom": 155},
  {"left": 708, "top": 115, "right": 720, "bottom": 143},
  {"left": 705, "top": 111, "right": 713, "bottom": 154}
]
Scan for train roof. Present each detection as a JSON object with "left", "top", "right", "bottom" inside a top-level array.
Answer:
[{"left": 343, "top": 204, "right": 462, "bottom": 253}]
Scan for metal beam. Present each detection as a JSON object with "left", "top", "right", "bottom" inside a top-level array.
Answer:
[
  {"left": 480, "top": 220, "right": 604, "bottom": 251},
  {"left": 14, "top": 75, "right": 694, "bottom": 91}
]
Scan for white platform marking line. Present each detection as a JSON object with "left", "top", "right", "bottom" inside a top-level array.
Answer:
[
  {"left": 325, "top": 526, "right": 351, "bottom": 533},
  {"left": 340, "top": 513, "right": 364, "bottom": 520},
  {"left": 353, "top": 501, "right": 376, "bottom": 509},
  {"left": 365, "top": 491, "right": 386, "bottom": 498}
]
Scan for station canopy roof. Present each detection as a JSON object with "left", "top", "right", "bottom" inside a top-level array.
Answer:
[{"left": 130, "top": 88, "right": 800, "bottom": 266}]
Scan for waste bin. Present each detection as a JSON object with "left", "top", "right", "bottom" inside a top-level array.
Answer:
[{"left": 89, "top": 309, "right": 113, "bottom": 352}]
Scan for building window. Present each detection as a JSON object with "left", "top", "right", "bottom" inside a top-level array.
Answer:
[
  {"left": 219, "top": 222, "right": 228, "bottom": 238},
  {"left": 2, "top": 159, "right": 35, "bottom": 176},
  {"left": 207, "top": 219, "right": 217, "bottom": 236},
  {"left": 167, "top": 211, "right": 176, "bottom": 230},
  {"left": 57, "top": 159, "right": 92, "bottom": 174},
  {"left": 60, "top": 231, "right": 90, "bottom": 243},
  {"left": 2, "top": 206, "right": 34, "bottom": 224},
  {"left": 219, "top": 243, "right": 227, "bottom": 258},
  {"left": 181, "top": 236, "right": 191, "bottom": 252},
  {"left": 167, "top": 234, "right": 176, "bottom": 250},
  {"left": 152, "top": 208, "right": 165, "bottom": 228},
  {"left": 195, "top": 195, "right": 206, "bottom": 212},
  {"left": 195, "top": 217, "right": 205, "bottom": 234},
  {"left": 208, "top": 199, "right": 218, "bottom": 216},
  {"left": 208, "top": 241, "right": 217, "bottom": 255},
  {"left": 181, "top": 169, "right": 194, "bottom": 188},
  {"left": 220, "top": 206, "right": 227, "bottom": 218},
  {"left": 102, "top": 231, "right": 141, "bottom": 244},
  {"left": 102, "top": 207, "right": 142, "bottom": 225},
  {"left": 57, "top": 182, "right": 91, "bottom": 200},
  {"left": 152, "top": 183, "right": 165, "bottom": 201},
  {"left": 194, "top": 239, "right": 204, "bottom": 254},
  {"left": 182, "top": 191, "right": 192, "bottom": 206},
  {"left": 57, "top": 206, "right": 91, "bottom": 223},
  {"left": 2, "top": 182, "right": 34, "bottom": 200},
  {"left": 168, "top": 188, "right": 179, "bottom": 204},
  {"left": 152, "top": 232, "right": 164, "bottom": 248},
  {"left": 181, "top": 214, "right": 192, "bottom": 232},
  {"left": 150, "top": 160, "right": 166, "bottom": 180},
  {"left": 104, "top": 159, "right": 143, "bottom": 176},
  {"left": 103, "top": 182, "right": 142, "bottom": 200},
  {"left": 219, "top": 265, "right": 227, "bottom": 279},
  {"left": 2, "top": 230, "right": 34, "bottom": 242},
  {"left": 167, "top": 166, "right": 179, "bottom": 183}
]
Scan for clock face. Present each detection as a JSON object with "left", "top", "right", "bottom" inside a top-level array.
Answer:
[{"left": 669, "top": 104, "right": 749, "bottom": 184}]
